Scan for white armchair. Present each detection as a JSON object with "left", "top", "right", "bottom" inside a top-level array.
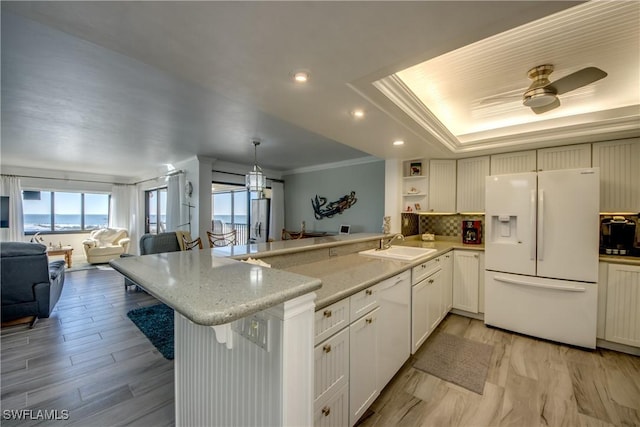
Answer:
[{"left": 82, "top": 228, "right": 130, "bottom": 264}]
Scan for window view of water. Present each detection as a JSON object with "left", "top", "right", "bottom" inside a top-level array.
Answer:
[{"left": 24, "top": 214, "right": 109, "bottom": 232}]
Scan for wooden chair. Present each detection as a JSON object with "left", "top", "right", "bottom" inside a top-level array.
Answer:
[
  {"left": 281, "top": 229, "right": 304, "bottom": 240},
  {"left": 206, "top": 230, "right": 237, "bottom": 248},
  {"left": 181, "top": 235, "right": 203, "bottom": 251}
]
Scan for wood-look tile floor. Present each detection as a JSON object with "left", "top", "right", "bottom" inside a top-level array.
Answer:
[{"left": 2, "top": 268, "right": 639, "bottom": 426}]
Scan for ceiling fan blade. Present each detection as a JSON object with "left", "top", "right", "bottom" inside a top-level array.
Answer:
[
  {"left": 531, "top": 97, "right": 560, "bottom": 114},
  {"left": 547, "top": 67, "right": 607, "bottom": 95},
  {"left": 479, "top": 95, "right": 521, "bottom": 106}
]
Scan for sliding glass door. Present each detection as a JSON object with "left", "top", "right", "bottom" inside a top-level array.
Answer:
[{"left": 145, "top": 188, "right": 167, "bottom": 234}]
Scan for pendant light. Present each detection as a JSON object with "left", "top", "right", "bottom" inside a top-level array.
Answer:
[{"left": 246, "top": 140, "right": 266, "bottom": 192}]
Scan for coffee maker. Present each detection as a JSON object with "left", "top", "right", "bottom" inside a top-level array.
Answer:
[
  {"left": 462, "top": 220, "right": 482, "bottom": 244},
  {"left": 600, "top": 216, "right": 637, "bottom": 256}
]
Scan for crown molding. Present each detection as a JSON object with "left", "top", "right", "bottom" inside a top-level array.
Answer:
[{"left": 282, "top": 156, "right": 382, "bottom": 176}]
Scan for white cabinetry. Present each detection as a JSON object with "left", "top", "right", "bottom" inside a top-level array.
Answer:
[
  {"left": 410, "top": 255, "right": 452, "bottom": 354},
  {"left": 490, "top": 150, "right": 536, "bottom": 175},
  {"left": 453, "top": 250, "right": 480, "bottom": 313},
  {"left": 605, "top": 263, "right": 640, "bottom": 348},
  {"left": 428, "top": 160, "right": 456, "bottom": 213},
  {"left": 349, "top": 307, "right": 379, "bottom": 426},
  {"left": 457, "top": 156, "right": 490, "bottom": 213},
  {"left": 441, "top": 252, "right": 453, "bottom": 312},
  {"left": 314, "top": 299, "right": 350, "bottom": 426},
  {"left": 537, "top": 143, "right": 591, "bottom": 171},
  {"left": 592, "top": 139, "right": 640, "bottom": 212},
  {"left": 376, "top": 271, "right": 411, "bottom": 389}
]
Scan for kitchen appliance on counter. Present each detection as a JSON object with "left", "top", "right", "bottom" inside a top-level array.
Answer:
[
  {"left": 600, "top": 216, "right": 637, "bottom": 256},
  {"left": 484, "top": 168, "right": 599, "bottom": 349},
  {"left": 462, "top": 220, "right": 482, "bottom": 244}
]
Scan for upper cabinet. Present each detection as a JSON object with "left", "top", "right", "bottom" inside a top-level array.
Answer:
[
  {"left": 537, "top": 144, "right": 591, "bottom": 171},
  {"left": 456, "top": 156, "right": 490, "bottom": 213},
  {"left": 490, "top": 150, "right": 536, "bottom": 175},
  {"left": 428, "top": 160, "right": 456, "bottom": 213},
  {"left": 592, "top": 139, "right": 640, "bottom": 212}
]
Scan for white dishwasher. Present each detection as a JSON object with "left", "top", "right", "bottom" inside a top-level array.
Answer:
[{"left": 376, "top": 270, "right": 411, "bottom": 389}]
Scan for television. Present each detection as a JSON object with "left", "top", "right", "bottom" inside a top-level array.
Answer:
[{"left": 0, "top": 196, "right": 9, "bottom": 228}]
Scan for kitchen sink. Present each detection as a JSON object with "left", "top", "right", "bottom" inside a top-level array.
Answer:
[{"left": 358, "top": 246, "right": 437, "bottom": 262}]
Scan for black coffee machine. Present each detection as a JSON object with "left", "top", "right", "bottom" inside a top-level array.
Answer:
[{"left": 600, "top": 216, "right": 637, "bottom": 256}]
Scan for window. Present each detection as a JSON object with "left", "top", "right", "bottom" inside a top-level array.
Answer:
[
  {"left": 212, "top": 184, "right": 249, "bottom": 244},
  {"left": 23, "top": 191, "right": 110, "bottom": 234},
  {"left": 145, "top": 188, "right": 167, "bottom": 234}
]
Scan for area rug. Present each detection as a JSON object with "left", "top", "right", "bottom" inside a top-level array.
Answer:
[
  {"left": 413, "top": 332, "right": 493, "bottom": 395},
  {"left": 127, "top": 303, "right": 174, "bottom": 360}
]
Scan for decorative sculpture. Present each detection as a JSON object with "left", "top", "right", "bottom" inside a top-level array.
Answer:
[{"left": 311, "top": 191, "right": 357, "bottom": 220}]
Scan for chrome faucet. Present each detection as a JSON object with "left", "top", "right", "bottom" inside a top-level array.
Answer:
[{"left": 380, "top": 233, "right": 405, "bottom": 250}]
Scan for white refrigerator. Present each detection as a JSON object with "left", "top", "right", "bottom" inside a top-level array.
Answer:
[{"left": 484, "top": 168, "right": 600, "bottom": 348}]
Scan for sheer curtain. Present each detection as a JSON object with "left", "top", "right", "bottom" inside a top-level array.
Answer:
[
  {"left": 165, "top": 174, "right": 184, "bottom": 232},
  {"left": 0, "top": 176, "right": 24, "bottom": 242},
  {"left": 109, "top": 184, "right": 139, "bottom": 253},
  {"left": 269, "top": 181, "right": 285, "bottom": 241}
]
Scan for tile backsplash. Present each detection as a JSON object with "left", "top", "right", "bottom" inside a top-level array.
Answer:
[{"left": 419, "top": 214, "right": 485, "bottom": 239}]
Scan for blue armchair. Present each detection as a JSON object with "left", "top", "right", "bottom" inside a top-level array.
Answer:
[{"left": 1, "top": 242, "right": 65, "bottom": 327}]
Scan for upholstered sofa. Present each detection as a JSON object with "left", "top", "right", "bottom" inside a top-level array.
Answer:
[
  {"left": 82, "top": 228, "right": 130, "bottom": 264},
  {"left": 1, "top": 242, "right": 65, "bottom": 326},
  {"left": 122, "top": 231, "right": 192, "bottom": 289}
]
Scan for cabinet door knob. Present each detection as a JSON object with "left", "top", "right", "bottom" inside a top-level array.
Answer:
[
  {"left": 322, "top": 406, "right": 331, "bottom": 417},
  {"left": 365, "top": 289, "right": 373, "bottom": 296},
  {"left": 323, "top": 344, "right": 332, "bottom": 353},
  {"left": 323, "top": 310, "right": 332, "bottom": 318},
  {"left": 428, "top": 279, "right": 434, "bottom": 284},
  {"left": 421, "top": 264, "right": 426, "bottom": 269},
  {"left": 366, "top": 317, "right": 373, "bottom": 324},
  {"left": 436, "top": 258, "right": 440, "bottom": 262},
  {"left": 474, "top": 254, "right": 479, "bottom": 259}
]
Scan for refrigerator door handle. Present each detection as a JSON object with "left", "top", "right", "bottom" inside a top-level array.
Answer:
[
  {"left": 494, "top": 275, "right": 586, "bottom": 292},
  {"left": 530, "top": 189, "right": 536, "bottom": 261},
  {"left": 538, "top": 189, "right": 544, "bottom": 261}
]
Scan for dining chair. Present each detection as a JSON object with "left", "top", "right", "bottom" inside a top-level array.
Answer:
[
  {"left": 182, "top": 235, "right": 203, "bottom": 250},
  {"left": 281, "top": 229, "right": 304, "bottom": 240},
  {"left": 206, "top": 230, "right": 237, "bottom": 248}
]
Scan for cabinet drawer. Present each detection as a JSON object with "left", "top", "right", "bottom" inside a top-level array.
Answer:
[
  {"left": 314, "top": 327, "right": 349, "bottom": 406},
  {"left": 412, "top": 257, "right": 441, "bottom": 284},
  {"left": 314, "top": 384, "right": 349, "bottom": 427},
  {"left": 315, "top": 299, "right": 349, "bottom": 345},
  {"left": 350, "top": 283, "right": 380, "bottom": 321}
]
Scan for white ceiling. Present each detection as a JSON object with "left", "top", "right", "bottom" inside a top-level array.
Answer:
[{"left": 2, "top": 1, "right": 637, "bottom": 181}]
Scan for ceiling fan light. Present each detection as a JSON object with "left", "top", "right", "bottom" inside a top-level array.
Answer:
[{"left": 523, "top": 87, "right": 557, "bottom": 108}]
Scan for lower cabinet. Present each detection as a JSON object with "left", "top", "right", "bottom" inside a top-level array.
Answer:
[
  {"left": 441, "top": 253, "right": 453, "bottom": 312},
  {"left": 314, "top": 384, "right": 349, "bottom": 427},
  {"left": 453, "top": 250, "right": 480, "bottom": 313},
  {"left": 605, "top": 263, "right": 640, "bottom": 347},
  {"left": 349, "top": 307, "right": 380, "bottom": 426}
]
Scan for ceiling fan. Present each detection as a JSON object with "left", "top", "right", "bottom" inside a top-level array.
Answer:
[
  {"left": 523, "top": 64, "right": 608, "bottom": 113},
  {"left": 484, "top": 64, "right": 607, "bottom": 114}
]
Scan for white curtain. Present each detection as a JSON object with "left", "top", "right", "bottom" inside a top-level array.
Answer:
[
  {"left": 165, "top": 174, "right": 183, "bottom": 232},
  {"left": 269, "top": 181, "right": 285, "bottom": 241},
  {"left": 0, "top": 176, "right": 25, "bottom": 242},
  {"left": 109, "top": 183, "right": 139, "bottom": 253}
]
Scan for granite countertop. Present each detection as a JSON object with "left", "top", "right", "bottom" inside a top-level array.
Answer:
[
  {"left": 284, "top": 240, "right": 484, "bottom": 310},
  {"left": 211, "top": 233, "right": 385, "bottom": 259},
  {"left": 598, "top": 255, "right": 640, "bottom": 266},
  {"left": 110, "top": 250, "right": 321, "bottom": 326}
]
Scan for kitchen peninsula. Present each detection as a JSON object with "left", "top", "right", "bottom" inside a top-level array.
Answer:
[{"left": 111, "top": 233, "right": 484, "bottom": 426}]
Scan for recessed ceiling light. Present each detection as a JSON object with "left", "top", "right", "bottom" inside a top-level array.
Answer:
[
  {"left": 351, "top": 109, "right": 365, "bottom": 118},
  {"left": 293, "top": 71, "right": 309, "bottom": 83},
  {"left": 393, "top": 140, "right": 405, "bottom": 146}
]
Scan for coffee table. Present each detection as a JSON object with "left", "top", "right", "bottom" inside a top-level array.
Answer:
[{"left": 47, "top": 245, "right": 73, "bottom": 268}]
